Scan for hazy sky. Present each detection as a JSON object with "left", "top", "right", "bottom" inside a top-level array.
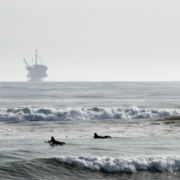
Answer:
[{"left": 1, "top": 0, "right": 180, "bottom": 81}]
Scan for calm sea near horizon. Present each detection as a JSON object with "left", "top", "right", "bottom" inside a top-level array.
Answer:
[{"left": 1, "top": 81, "right": 180, "bottom": 179}]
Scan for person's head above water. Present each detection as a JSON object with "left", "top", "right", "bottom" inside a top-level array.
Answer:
[{"left": 51, "top": 136, "right": 55, "bottom": 141}]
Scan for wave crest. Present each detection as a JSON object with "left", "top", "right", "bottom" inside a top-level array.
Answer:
[
  {"left": 56, "top": 155, "right": 180, "bottom": 173},
  {"left": 0, "top": 106, "right": 179, "bottom": 121}
]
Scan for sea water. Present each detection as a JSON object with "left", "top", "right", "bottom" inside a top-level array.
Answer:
[{"left": 1, "top": 82, "right": 180, "bottom": 179}]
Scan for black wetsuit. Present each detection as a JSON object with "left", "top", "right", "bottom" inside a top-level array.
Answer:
[
  {"left": 48, "top": 137, "right": 65, "bottom": 145},
  {"left": 94, "top": 133, "right": 111, "bottom": 139}
]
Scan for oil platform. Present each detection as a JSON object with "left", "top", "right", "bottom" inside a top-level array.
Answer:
[{"left": 23, "top": 49, "right": 48, "bottom": 82}]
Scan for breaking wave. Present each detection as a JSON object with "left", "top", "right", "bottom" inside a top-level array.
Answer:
[
  {"left": 55, "top": 155, "right": 180, "bottom": 173},
  {"left": 0, "top": 106, "right": 180, "bottom": 121}
]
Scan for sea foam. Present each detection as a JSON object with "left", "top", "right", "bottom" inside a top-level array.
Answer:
[
  {"left": 0, "top": 106, "right": 180, "bottom": 121},
  {"left": 56, "top": 155, "right": 180, "bottom": 173}
]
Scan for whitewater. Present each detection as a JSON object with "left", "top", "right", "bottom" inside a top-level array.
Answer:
[{"left": 1, "top": 82, "right": 180, "bottom": 180}]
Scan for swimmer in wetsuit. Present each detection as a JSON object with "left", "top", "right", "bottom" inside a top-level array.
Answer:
[
  {"left": 94, "top": 133, "right": 111, "bottom": 139},
  {"left": 46, "top": 136, "right": 65, "bottom": 146}
]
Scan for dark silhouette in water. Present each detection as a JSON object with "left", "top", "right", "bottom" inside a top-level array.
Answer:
[
  {"left": 94, "top": 133, "right": 111, "bottom": 139},
  {"left": 45, "top": 136, "right": 65, "bottom": 146}
]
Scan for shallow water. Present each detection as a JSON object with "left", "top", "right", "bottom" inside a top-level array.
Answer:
[{"left": 1, "top": 82, "right": 180, "bottom": 179}]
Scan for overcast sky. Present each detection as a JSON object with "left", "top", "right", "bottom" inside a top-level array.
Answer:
[{"left": 1, "top": 0, "right": 180, "bottom": 81}]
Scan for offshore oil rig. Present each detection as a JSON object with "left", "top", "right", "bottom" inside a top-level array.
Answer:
[{"left": 23, "top": 49, "right": 48, "bottom": 82}]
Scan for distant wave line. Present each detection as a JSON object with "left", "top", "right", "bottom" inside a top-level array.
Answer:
[{"left": 0, "top": 106, "right": 179, "bottom": 121}]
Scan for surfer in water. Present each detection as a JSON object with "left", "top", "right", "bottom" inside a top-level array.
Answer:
[
  {"left": 46, "top": 136, "right": 65, "bottom": 146},
  {"left": 94, "top": 133, "right": 111, "bottom": 139}
]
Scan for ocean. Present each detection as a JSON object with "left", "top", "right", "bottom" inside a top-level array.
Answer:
[{"left": 1, "top": 81, "right": 180, "bottom": 179}]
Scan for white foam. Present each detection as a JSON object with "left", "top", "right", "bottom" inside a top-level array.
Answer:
[
  {"left": 56, "top": 155, "right": 180, "bottom": 173},
  {"left": 0, "top": 106, "right": 180, "bottom": 121}
]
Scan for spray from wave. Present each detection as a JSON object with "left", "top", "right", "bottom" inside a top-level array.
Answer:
[
  {"left": 0, "top": 106, "right": 180, "bottom": 122},
  {"left": 55, "top": 155, "right": 180, "bottom": 173}
]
